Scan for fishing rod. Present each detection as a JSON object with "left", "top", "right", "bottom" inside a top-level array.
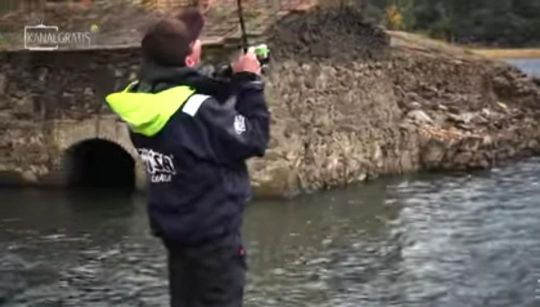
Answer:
[
  {"left": 237, "top": 0, "right": 249, "bottom": 53},
  {"left": 236, "top": 0, "right": 270, "bottom": 67},
  {"left": 213, "top": 0, "right": 271, "bottom": 79}
]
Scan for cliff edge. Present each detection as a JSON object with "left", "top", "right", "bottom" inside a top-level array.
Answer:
[{"left": 249, "top": 8, "right": 540, "bottom": 198}]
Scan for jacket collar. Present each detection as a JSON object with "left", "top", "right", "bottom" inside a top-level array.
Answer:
[{"left": 137, "top": 61, "right": 232, "bottom": 103}]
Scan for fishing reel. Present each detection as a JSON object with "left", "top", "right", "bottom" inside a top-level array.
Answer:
[
  {"left": 252, "top": 43, "right": 270, "bottom": 68},
  {"left": 213, "top": 44, "right": 271, "bottom": 80},
  {"left": 211, "top": 0, "right": 270, "bottom": 80}
]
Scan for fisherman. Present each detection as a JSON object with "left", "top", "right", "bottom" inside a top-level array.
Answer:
[{"left": 105, "top": 8, "right": 269, "bottom": 307}]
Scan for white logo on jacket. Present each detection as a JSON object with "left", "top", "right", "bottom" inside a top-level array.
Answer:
[
  {"left": 137, "top": 148, "right": 176, "bottom": 183},
  {"left": 234, "top": 115, "right": 246, "bottom": 135}
]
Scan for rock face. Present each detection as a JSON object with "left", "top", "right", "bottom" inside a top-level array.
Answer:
[
  {"left": 248, "top": 8, "right": 540, "bottom": 197},
  {"left": 390, "top": 50, "right": 540, "bottom": 172},
  {"left": 0, "top": 8, "right": 539, "bottom": 198}
]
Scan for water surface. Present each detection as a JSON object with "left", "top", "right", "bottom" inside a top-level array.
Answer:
[
  {"left": 1, "top": 157, "right": 540, "bottom": 307},
  {"left": 506, "top": 58, "right": 540, "bottom": 77}
]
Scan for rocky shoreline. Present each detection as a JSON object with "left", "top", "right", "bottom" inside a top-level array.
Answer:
[{"left": 248, "top": 9, "right": 540, "bottom": 198}]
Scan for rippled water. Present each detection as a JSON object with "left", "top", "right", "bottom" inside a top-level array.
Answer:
[{"left": 2, "top": 157, "right": 540, "bottom": 307}]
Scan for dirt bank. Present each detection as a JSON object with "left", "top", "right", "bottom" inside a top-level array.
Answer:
[{"left": 248, "top": 8, "right": 540, "bottom": 198}]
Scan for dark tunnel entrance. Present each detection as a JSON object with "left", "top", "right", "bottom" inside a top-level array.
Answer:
[{"left": 64, "top": 139, "right": 135, "bottom": 191}]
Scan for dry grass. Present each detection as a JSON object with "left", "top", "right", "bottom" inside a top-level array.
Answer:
[
  {"left": 471, "top": 49, "right": 540, "bottom": 59},
  {"left": 388, "top": 31, "right": 540, "bottom": 60},
  {"left": 387, "top": 31, "right": 481, "bottom": 59}
]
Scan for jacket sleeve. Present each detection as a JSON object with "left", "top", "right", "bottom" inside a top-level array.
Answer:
[{"left": 187, "top": 72, "right": 270, "bottom": 165}]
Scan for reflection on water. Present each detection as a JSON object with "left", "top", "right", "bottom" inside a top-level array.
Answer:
[{"left": 1, "top": 159, "right": 540, "bottom": 307}]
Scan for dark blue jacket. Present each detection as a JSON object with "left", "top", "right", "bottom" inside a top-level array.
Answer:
[{"left": 106, "top": 62, "right": 270, "bottom": 246}]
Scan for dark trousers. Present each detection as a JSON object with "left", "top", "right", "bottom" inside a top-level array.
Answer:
[{"left": 163, "top": 234, "right": 247, "bottom": 307}]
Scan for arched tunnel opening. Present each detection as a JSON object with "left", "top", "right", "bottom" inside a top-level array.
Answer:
[{"left": 64, "top": 139, "right": 136, "bottom": 191}]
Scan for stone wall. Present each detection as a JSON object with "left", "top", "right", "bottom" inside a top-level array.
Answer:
[
  {"left": 0, "top": 47, "right": 142, "bottom": 186},
  {"left": 0, "top": 47, "right": 140, "bottom": 120},
  {"left": 250, "top": 9, "right": 411, "bottom": 197},
  {"left": 1, "top": 8, "right": 540, "bottom": 198},
  {"left": 248, "top": 8, "right": 540, "bottom": 197},
  {"left": 0, "top": 42, "right": 242, "bottom": 188}
]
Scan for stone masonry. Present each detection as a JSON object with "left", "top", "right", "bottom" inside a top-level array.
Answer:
[
  {"left": 1, "top": 7, "right": 540, "bottom": 198},
  {"left": 0, "top": 47, "right": 147, "bottom": 188}
]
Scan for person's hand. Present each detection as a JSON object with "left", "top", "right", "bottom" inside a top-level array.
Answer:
[{"left": 231, "top": 50, "right": 261, "bottom": 75}]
